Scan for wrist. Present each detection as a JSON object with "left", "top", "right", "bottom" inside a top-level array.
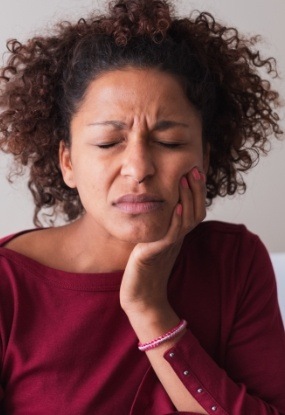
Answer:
[
  {"left": 120, "top": 294, "right": 169, "bottom": 315},
  {"left": 138, "top": 319, "right": 187, "bottom": 351},
  {"left": 125, "top": 305, "right": 182, "bottom": 345}
]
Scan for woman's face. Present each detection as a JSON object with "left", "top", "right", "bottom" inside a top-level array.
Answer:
[{"left": 61, "top": 67, "right": 208, "bottom": 243}]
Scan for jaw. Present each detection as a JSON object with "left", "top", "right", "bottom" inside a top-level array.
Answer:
[{"left": 114, "top": 218, "right": 170, "bottom": 244}]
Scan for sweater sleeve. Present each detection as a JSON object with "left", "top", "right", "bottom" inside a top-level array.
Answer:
[{"left": 164, "top": 236, "right": 285, "bottom": 415}]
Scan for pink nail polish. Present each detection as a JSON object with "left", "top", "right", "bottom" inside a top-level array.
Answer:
[
  {"left": 192, "top": 167, "right": 200, "bottom": 181},
  {"left": 180, "top": 177, "right": 189, "bottom": 188}
]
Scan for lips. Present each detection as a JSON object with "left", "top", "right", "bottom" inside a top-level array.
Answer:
[{"left": 113, "top": 194, "right": 164, "bottom": 214}]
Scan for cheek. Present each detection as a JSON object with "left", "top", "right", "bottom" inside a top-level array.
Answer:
[
  {"left": 70, "top": 159, "right": 102, "bottom": 201},
  {"left": 165, "top": 152, "right": 201, "bottom": 197},
  {"left": 71, "top": 153, "right": 99, "bottom": 183},
  {"left": 160, "top": 161, "right": 188, "bottom": 201},
  {"left": 77, "top": 181, "right": 107, "bottom": 216},
  {"left": 169, "top": 154, "right": 198, "bottom": 180},
  {"left": 184, "top": 146, "right": 204, "bottom": 172}
]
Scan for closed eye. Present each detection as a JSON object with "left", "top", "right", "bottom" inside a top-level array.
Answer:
[
  {"left": 96, "top": 142, "right": 119, "bottom": 149},
  {"left": 156, "top": 142, "right": 183, "bottom": 148},
  {"left": 95, "top": 141, "right": 184, "bottom": 149}
]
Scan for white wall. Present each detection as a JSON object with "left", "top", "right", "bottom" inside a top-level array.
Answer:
[
  {"left": 183, "top": 0, "right": 285, "bottom": 255},
  {"left": 0, "top": 0, "right": 284, "bottom": 251},
  {"left": 0, "top": 0, "right": 284, "bottom": 317}
]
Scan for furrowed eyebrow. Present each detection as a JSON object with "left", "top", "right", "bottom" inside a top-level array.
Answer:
[
  {"left": 152, "top": 120, "right": 189, "bottom": 131},
  {"left": 87, "top": 120, "right": 126, "bottom": 129},
  {"left": 87, "top": 120, "right": 189, "bottom": 131}
]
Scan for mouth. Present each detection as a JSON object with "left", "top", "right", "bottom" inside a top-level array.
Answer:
[{"left": 113, "top": 194, "right": 164, "bottom": 214}]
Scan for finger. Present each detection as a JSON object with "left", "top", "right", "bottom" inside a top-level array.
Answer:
[
  {"left": 134, "top": 202, "right": 183, "bottom": 262},
  {"left": 187, "top": 167, "right": 207, "bottom": 225},
  {"left": 179, "top": 175, "right": 195, "bottom": 236},
  {"left": 152, "top": 202, "right": 183, "bottom": 250}
]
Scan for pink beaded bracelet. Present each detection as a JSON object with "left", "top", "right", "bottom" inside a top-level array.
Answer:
[{"left": 138, "top": 319, "right": 187, "bottom": 352}]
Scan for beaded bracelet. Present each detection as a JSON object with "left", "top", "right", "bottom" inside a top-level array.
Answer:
[{"left": 138, "top": 319, "right": 187, "bottom": 352}]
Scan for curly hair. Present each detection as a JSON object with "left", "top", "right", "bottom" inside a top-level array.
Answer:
[{"left": 0, "top": 0, "right": 282, "bottom": 226}]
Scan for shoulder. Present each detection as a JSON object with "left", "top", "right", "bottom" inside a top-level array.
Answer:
[
  {"left": 0, "top": 231, "right": 40, "bottom": 306},
  {"left": 182, "top": 220, "right": 272, "bottom": 280},
  {"left": 0, "top": 228, "right": 43, "bottom": 248},
  {"left": 186, "top": 220, "right": 260, "bottom": 251},
  {"left": 1, "top": 228, "right": 50, "bottom": 258},
  {"left": 191, "top": 219, "right": 252, "bottom": 236},
  {"left": 178, "top": 221, "right": 277, "bottom": 310},
  {"left": 0, "top": 229, "right": 45, "bottom": 273},
  {"left": 0, "top": 227, "right": 65, "bottom": 270}
]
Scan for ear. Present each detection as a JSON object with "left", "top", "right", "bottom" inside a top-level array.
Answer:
[
  {"left": 59, "top": 140, "right": 76, "bottom": 189},
  {"left": 203, "top": 142, "right": 210, "bottom": 174}
]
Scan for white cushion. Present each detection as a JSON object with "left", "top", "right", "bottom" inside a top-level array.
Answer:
[{"left": 271, "top": 253, "right": 285, "bottom": 324}]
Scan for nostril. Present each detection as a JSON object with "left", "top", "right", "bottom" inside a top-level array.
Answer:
[{"left": 134, "top": 177, "right": 146, "bottom": 184}]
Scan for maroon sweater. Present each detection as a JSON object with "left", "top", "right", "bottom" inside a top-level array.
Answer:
[{"left": 0, "top": 221, "right": 284, "bottom": 414}]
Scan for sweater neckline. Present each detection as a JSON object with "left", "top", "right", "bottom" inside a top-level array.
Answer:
[
  {"left": 0, "top": 229, "right": 124, "bottom": 292},
  {"left": 0, "top": 221, "right": 219, "bottom": 291}
]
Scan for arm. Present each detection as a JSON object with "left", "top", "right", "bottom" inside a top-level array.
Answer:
[
  {"left": 161, "top": 234, "right": 285, "bottom": 414},
  {"left": 121, "top": 167, "right": 209, "bottom": 413},
  {"left": 128, "top": 309, "right": 207, "bottom": 414},
  {"left": 120, "top": 168, "right": 285, "bottom": 414},
  {"left": 128, "top": 259, "right": 285, "bottom": 415}
]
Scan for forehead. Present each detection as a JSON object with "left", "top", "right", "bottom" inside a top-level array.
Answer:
[{"left": 76, "top": 67, "right": 199, "bottom": 121}]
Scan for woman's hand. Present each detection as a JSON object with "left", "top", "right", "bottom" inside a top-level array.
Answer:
[{"left": 120, "top": 166, "right": 206, "bottom": 318}]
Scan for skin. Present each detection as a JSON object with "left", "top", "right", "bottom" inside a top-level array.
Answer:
[
  {"left": 7, "top": 67, "right": 209, "bottom": 413},
  {"left": 63, "top": 68, "right": 206, "bottom": 241}
]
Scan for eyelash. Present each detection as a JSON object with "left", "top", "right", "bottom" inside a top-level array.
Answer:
[
  {"left": 97, "top": 143, "right": 118, "bottom": 149},
  {"left": 96, "top": 141, "right": 182, "bottom": 149},
  {"left": 158, "top": 142, "right": 182, "bottom": 148}
]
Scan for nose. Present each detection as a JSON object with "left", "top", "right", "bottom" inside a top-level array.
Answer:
[{"left": 120, "top": 139, "right": 155, "bottom": 183}]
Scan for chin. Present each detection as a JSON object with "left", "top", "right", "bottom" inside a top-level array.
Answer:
[{"left": 114, "top": 222, "right": 168, "bottom": 244}]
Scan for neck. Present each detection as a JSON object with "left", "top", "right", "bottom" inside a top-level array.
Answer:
[{"left": 61, "top": 215, "right": 136, "bottom": 273}]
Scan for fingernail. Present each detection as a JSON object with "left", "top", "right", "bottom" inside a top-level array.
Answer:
[
  {"left": 192, "top": 167, "right": 200, "bottom": 181},
  {"left": 180, "top": 177, "right": 189, "bottom": 188},
  {"left": 176, "top": 204, "right": 183, "bottom": 216}
]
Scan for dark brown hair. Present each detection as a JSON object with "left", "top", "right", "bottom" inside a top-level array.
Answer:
[{"left": 0, "top": 0, "right": 282, "bottom": 225}]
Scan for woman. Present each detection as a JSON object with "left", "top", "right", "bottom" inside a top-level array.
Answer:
[{"left": 0, "top": 0, "right": 284, "bottom": 413}]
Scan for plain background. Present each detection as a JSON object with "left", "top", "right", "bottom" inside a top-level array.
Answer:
[
  {"left": 0, "top": 1, "right": 284, "bottom": 318},
  {"left": 0, "top": 0, "right": 284, "bottom": 251}
]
